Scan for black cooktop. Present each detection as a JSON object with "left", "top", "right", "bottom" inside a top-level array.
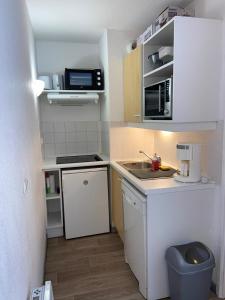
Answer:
[{"left": 56, "top": 154, "right": 102, "bottom": 164}]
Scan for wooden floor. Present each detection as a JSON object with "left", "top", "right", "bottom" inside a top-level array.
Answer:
[{"left": 45, "top": 233, "right": 220, "bottom": 300}]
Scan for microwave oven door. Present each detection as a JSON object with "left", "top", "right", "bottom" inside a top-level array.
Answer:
[
  {"left": 65, "top": 69, "right": 94, "bottom": 90},
  {"left": 144, "top": 83, "right": 165, "bottom": 119}
]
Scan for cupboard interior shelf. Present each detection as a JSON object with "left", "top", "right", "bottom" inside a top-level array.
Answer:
[
  {"left": 46, "top": 193, "right": 60, "bottom": 200},
  {"left": 144, "top": 61, "right": 173, "bottom": 78},
  {"left": 144, "top": 17, "right": 175, "bottom": 46},
  {"left": 47, "top": 211, "right": 62, "bottom": 228}
]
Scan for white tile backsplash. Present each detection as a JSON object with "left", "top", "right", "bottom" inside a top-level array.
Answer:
[
  {"left": 75, "top": 142, "right": 88, "bottom": 153},
  {"left": 55, "top": 143, "right": 66, "bottom": 155},
  {"left": 87, "top": 131, "right": 98, "bottom": 142},
  {"left": 41, "top": 121, "right": 101, "bottom": 159},
  {"left": 86, "top": 121, "right": 98, "bottom": 131},
  {"left": 76, "top": 122, "right": 87, "bottom": 131},
  {"left": 54, "top": 121, "right": 65, "bottom": 133},
  {"left": 44, "top": 143, "right": 55, "bottom": 157},
  {"left": 65, "top": 121, "right": 75, "bottom": 132},
  {"left": 76, "top": 131, "right": 87, "bottom": 142},
  {"left": 54, "top": 132, "right": 66, "bottom": 143},
  {"left": 87, "top": 141, "right": 99, "bottom": 153},
  {"left": 66, "top": 132, "right": 77, "bottom": 143},
  {"left": 66, "top": 142, "right": 78, "bottom": 154},
  {"left": 42, "top": 121, "right": 54, "bottom": 133},
  {"left": 43, "top": 132, "right": 54, "bottom": 144}
]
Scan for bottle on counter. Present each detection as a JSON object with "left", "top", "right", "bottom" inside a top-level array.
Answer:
[
  {"left": 156, "top": 154, "right": 161, "bottom": 166},
  {"left": 151, "top": 153, "right": 160, "bottom": 171}
]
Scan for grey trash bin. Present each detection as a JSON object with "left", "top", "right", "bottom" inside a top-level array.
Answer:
[{"left": 165, "top": 242, "right": 215, "bottom": 300}]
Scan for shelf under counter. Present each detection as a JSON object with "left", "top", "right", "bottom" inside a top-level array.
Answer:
[
  {"left": 46, "top": 193, "right": 60, "bottom": 200},
  {"left": 47, "top": 211, "right": 63, "bottom": 229}
]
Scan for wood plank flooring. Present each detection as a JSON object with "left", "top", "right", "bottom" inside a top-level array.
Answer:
[{"left": 45, "top": 233, "right": 220, "bottom": 300}]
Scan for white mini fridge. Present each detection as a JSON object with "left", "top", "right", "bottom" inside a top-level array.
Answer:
[{"left": 62, "top": 167, "right": 109, "bottom": 239}]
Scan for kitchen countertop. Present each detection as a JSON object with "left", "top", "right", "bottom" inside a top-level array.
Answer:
[
  {"left": 43, "top": 154, "right": 110, "bottom": 170},
  {"left": 111, "top": 161, "right": 216, "bottom": 196},
  {"left": 42, "top": 155, "right": 216, "bottom": 195}
]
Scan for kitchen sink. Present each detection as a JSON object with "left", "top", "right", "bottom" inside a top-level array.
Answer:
[
  {"left": 122, "top": 162, "right": 151, "bottom": 170},
  {"left": 118, "top": 161, "right": 177, "bottom": 180}
]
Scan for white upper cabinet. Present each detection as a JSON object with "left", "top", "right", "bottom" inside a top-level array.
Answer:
[{"left": 143, "top": 16, "right": 222, "bottom": 124}]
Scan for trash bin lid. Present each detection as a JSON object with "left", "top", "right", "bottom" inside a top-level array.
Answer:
[{"left": 165, "top": 242, "right": 215, "bottom": 274}]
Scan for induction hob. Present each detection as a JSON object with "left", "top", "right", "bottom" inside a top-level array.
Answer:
[{"left": 56, "top": 154, "right": 102, "bottom": 164}]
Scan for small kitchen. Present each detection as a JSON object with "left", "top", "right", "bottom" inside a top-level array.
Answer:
[{"left": 18, "top": 0, "right": 225, "bottom": 299}]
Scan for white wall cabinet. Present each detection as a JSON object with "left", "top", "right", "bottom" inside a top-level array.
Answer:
[{"left": 143, "top": 16, "right": 222, "bottom": 125}]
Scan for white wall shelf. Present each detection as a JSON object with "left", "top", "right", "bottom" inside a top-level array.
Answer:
[
  {"left": 143, "top": 61, "right": 173, "bottom": 78},
  {"left": 42, "top": 89, "right": 105, "bottom": 94}
]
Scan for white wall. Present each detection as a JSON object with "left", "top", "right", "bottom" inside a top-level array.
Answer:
[
  {"left": 99, "top": 30, "right": 110, "bottom": 123},
  {"left": 110, "top": 126, "right": 155, "bottom": 160},
  {"left": 107, "top": 30, "right": 138, "bottom": 122},
  {"left": 99, "top": 29, "right": 140, "bottom": 157},
  {"left": 0, "top": 1, "right": 46, "bottom": 299},
  {"left": 101, "top": 29, "right": 139, "bottom": 122},
  {"left": 36, "top": 40, "right": 102, "bottom": 157},
  {"left": 36, "top": 40, "right": 100, "bottom": 74},
  {"left": 154, "top": 127, "right": 223, "bottom": 183}
]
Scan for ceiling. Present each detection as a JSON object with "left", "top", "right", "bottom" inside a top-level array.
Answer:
[{"left": 26, "top": 0, "right": 193, "bottom": 43}]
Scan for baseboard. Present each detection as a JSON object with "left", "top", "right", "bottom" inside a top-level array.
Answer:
[{"left": 111, "top": 226, "right": 117, "bottom": 233}]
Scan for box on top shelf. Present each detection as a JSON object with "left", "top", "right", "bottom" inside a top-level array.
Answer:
[
  {"left": 137, "top": 24, "right": 157, "bottom": 45},
  {"left": 155, "top": 6, "right": 195, "bottom": 32},
  {"left": 137, "top": 6, "right": 194, "bottom": 46}
]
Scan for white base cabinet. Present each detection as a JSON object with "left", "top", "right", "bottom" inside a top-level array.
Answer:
[
  {"left": 122, "top": 179, "right": 216, "bottom": 299},
  {"left": 147, "top": 188, "right": 216, "bottom": 299}
]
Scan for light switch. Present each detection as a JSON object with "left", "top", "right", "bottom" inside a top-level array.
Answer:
[{"left": 23, "top": 178, "right": 29, "bottom": 194}]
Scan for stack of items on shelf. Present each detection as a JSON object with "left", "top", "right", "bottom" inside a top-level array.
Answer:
[{"left": 137, "top": 6, "right": 194, "bottom": 46}]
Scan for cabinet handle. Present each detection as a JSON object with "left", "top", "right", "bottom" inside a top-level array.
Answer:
[
  {"left": 134, "top": 114, "right": 141, "bottom": 117},
  {"left": 83, "top": 180, "right": 88, "bottom": 186}
]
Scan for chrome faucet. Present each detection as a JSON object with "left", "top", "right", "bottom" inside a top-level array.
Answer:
[{"left": 139, "top": 150, "right": 152, "bottom": 161}]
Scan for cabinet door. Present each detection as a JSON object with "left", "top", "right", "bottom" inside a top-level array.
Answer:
[
  {"left": 111, "top": 168, "right": 124, "bottom": 241},
  {"left": 123, "top": 46, "right": 142, "bottom": 123}
]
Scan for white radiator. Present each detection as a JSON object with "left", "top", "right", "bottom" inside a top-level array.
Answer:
[{"left": 31, "top": 281, "right": 54, "bottom": 300}]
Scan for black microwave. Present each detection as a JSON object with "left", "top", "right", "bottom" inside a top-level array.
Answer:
[
  {"left": 144, "top": 78, "right": 172, "bottom": 120},
  {"left": 64, "top": 68, "right": 104, "bottom": 90}
]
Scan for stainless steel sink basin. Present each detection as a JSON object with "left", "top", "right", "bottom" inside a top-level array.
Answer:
[
  {"left": 118, "top": 161, "right": 177, "bottom": 180},
  {"left": 122, "top": 161, "right": 151, "bottom": 170}
]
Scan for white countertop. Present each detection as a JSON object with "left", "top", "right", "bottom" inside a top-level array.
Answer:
[
  {"left": 42, "top": 154, "right": 110, "bottom": 170},
  {"left": 42, "top": 155, "right": 215, "bottom": 195},
  {"left": 111, "top": 161, "right": 216, "bottom": 196}
]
